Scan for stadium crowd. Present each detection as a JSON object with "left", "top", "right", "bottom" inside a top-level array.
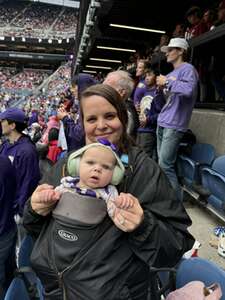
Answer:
[{"left": 0, "top": 1, "right": 78, "bottom": 39}]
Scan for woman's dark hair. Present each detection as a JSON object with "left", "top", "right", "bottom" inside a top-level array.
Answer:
[
  {"left": 80, "top": 84, "right": 133, "bottom": 153},
  {"left": 7, "top": 119, "right": 28, "bottom": 133},
  {"left": 48, "top": 127, "right": 59, "bottom": 142}
]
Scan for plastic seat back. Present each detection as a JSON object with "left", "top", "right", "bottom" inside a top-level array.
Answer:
[
  {"left": 212, "top": 155, "right": 225, "bottom": 176},
  {"left": 4, "top": 277, "right": 30, "bottom": 300},
  {"left": 176, "top": 257, "right": 225, "bottom": 300},
  {"left": 190, "top": 143, "right": 215, "bottom": 165},
  {"left": 18, "top": 235, "right": 34, "bottom": 268}
]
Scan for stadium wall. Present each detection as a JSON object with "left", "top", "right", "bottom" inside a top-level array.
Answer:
[{"left": 189, "top": 109, "right": 225, "bottom": 155}]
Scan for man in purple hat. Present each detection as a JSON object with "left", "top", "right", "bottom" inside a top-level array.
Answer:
[
  {"left": 156, "top": 38, "right": 199, "bottom": 201},
  {"left": 0, "top": 108, "right": 40, "bottom": 219},
  {"left": 0, "top": 156, "right": 17, "bottom": 298}
]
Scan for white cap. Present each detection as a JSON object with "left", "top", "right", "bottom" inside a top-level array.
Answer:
[{"left": 161, "top": 38, "right": 189, "bottom": 53}]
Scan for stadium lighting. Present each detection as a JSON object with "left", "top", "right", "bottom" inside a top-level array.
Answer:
[
  {"left": 66, "top": 38, "right": 70, "bottom": 43},
  {"left": 48, "top": 39, "right": 52, "bottom": 43},
  {"left": 58, "top": 39, "right": 62, "bottom": 44},
  {"left": 97, "top": 46, "right": 136, "bottom": 52},
  {"left": 90, "top": 1, "right": 101, "bottom": 8},
  {"left": 0, "top": 37, "right": 5, "bottom": 40},
  {"left": 11, "top": 37, "right": 15, "bottom": 41},
  {"left": 110, "top": 24, "right": 166, "bottom": 34},
  {"left": 90, "top": 58, "right": 122, "bottom": 63},
  {"left": 86, "top": 65, "right": 112, "bottom": 70},
  {"left": 38, "top": 38, "right": 42, "bottom": 43},
  {"left": 22, "top": 37, "right": 26, "bottom": 42},
  {"left": 82, "top": 70, "right": 97, "bottom": 74}
]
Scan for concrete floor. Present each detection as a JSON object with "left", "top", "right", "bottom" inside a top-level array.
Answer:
[{"left": 185, "top": 199, "right": 225, "bottom": 268}]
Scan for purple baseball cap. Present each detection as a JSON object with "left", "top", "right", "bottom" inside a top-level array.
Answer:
[{"left": 0, "top": 108, "right": 27, "bottom": 123}]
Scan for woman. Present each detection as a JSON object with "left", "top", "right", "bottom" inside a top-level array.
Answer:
[{"left": 23, "top": 84, "right": 194, "bottom": 300}]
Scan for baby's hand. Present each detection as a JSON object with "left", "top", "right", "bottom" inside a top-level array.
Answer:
[{"left": 114, "top": 193, "right": 134, "bottom": 210}]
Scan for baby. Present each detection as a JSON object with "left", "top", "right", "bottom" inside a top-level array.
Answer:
[{"left": 53, "top": 140, "right": 133, "bottom": 226}]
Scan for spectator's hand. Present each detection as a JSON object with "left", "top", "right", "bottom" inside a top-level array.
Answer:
[
  {"left": 57, "top": 106, "right": 68, "bottom": 120},
  {"left": 111, "top": 193, "right": 144, "bottom": 232},
  {"left": 31, "top": 184, "right": 61, "bottom": 216},
  {"left": 156, "top": 74, "right": 167, "bottom": 87}
]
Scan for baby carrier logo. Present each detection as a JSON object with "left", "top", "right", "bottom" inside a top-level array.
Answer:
[{"left": 58, "top": 230, "right": 78, "bottom": 241}]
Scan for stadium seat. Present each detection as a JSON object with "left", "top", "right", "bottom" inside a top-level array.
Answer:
[
  {"left": 176, "top": 257, "right": 225, "bottom": 300},
  {"left": 10, "top": 235, "right": 45, "bottom": 300},
  {"left": 201, "top": 155, "right": 225, "bottom": 215},
  {"left": 18, "top": 235, "right": 34, "bottom": 268},
  {"left": 176, "top": 143, "right": 216, "bottom": 188},
  {"left": 4, "top": 277, "right": 30, "bottom": 300}
]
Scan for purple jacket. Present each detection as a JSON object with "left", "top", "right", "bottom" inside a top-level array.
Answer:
[
  {"left": 62, "top": 116, "right": 85, "bottom": 151},
  {"left": 133, "top": 78, "right": 147, "bottom": 106},
  {"left": 0, "top": 135, "right": 40, "bottom": 215},
  {"left": 138, "top": 86, "right": 165, "bottom": 133},
  {"left": 158, "top": 63, "right": 199, "bottom": 131},
  {"left": 0, "top": 156, "right": 16, "bottom": 235}
]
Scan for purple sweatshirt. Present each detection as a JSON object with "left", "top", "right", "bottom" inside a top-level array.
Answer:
[
  {"left": 158, "top": 63, "right": 199, "bottom": 131},
  {"left": 0, "top": 156, "right": 16, "bottom": 235},
  {"left": 133, "top": 78, "right": 147, "bottom": 106},
  {"left": 0, "top": 135, "right": 40, "bottom": 215}
]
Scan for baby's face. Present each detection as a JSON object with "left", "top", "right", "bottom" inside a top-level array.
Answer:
[{"left": 79, "top": 146, "right": 116, "bottom": 189}]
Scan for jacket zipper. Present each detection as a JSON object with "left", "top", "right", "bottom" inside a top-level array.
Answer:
[{"left": 58, "top": 270, "right": 69, "bottom": 300}]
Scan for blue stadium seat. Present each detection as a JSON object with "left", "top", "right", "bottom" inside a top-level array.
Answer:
[
  {"left": 6, "top": 235, "right": 45, "bottom": 300},
  {"left": 201, "top": 155, "right": 225, "bottom": 215},
  {"left": 18, "top": 235, "right": 34, "bottom": 268},
  {"left": 176, "top": 143, "right": 216, "bottom": 187},
  {"left": 176, "top": 257, "right": 225, "bottom": 300},
  {"left": 4, "top": 277, "right": 30, "bottom": 300}
]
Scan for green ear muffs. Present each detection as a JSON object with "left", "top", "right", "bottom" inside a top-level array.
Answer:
[{"left": 67, "top": 143, "right": 125, "bottom": 185}]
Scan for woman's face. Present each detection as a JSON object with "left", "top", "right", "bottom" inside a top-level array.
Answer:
[{"left": 82, "top": 95, "right": 123, "bottom": 146}]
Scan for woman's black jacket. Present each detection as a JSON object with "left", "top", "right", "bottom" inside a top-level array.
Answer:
[{"left": 23, "top": 146, "right": 194, "bottom": 300}]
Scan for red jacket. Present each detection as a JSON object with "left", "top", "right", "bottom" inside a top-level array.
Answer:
[{"left": 47, "top": 140, "right": 62, "bottom": 163}]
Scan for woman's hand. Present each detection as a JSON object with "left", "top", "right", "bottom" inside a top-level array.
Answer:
[
  {"left": 31, "top": 184, "right": 61, "bottom": 216},
  {"left": 111, "top": 193, "right": 144, "bottom": 232}
]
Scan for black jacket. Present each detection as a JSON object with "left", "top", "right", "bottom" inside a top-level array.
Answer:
[{"left": 23, "top": 146, "right": 194, "bottom": 300}]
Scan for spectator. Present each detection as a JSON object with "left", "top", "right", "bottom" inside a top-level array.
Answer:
[
  {"left": 57, "top": 73, "right": 97, "bottom": 152},
  {"left": 214, "top": 0, "right": 225, "bottom": 26},
  {"left": 23, "top": 84, "right": 194, "bottom": 299},
  {"left": 0, "top": 108, "right": 40, "bottom": 217},
  {"left": 202, "top": 8, "right": 216, "bottom": 31},
  {"left": 47, "top": 127, "right": 62, "bottom": 163},
  {"left": 133, "top": 59, "right": 149, "bottom": 110},
  {"left": 36, "top": 143, "right": 53, "bottom": 179},
  {"left": 150, "top": 34, "right": 173, "bottom": 76},
  {"left": 0, "top": 156, "right": 17, "bottom": 299},
  {"left": 136, "top": 69, "right": 165, "bottom": 159},
  {"left": 29, "top": 122, "right": 42, "bottom": 144},
  {"left": 185, "top": 6, "right": 208, "bottom": 40},
  {"left": 41, "top": 115, "right": 59, "bottom": 144},
  {"left": 172, "top": 23, "right": 185, "bottom": 37},
  {"left": 103, "top": 70, "right": 139, "bottom": 139},
  {"left": 156, "top": 38, "right": 199, "bottom": 201}
]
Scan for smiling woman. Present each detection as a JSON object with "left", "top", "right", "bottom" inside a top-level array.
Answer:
[{"left": 23, "top": 84, "right": 195, "bottom": 300}]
